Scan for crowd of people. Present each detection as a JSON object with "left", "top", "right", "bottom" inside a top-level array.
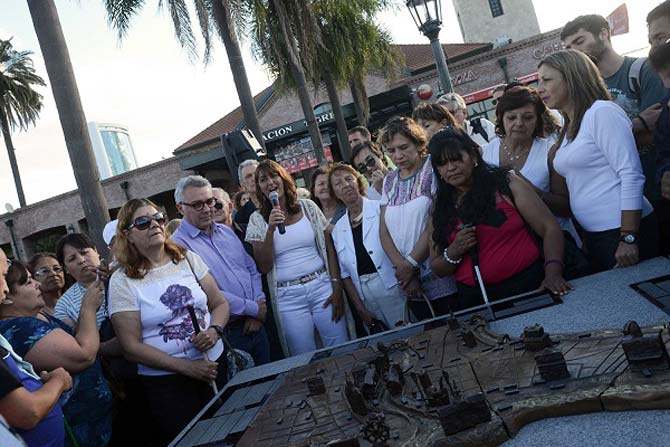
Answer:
[{"left": 2, "top": 3, "right": 670, "bottom": 446}]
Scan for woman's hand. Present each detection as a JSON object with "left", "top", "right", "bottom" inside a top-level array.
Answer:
[
  {"left": 268, "top": 208, "right": 286, "bottom": 230},
  {"left": 449, "top": 227, "right": 477, "bottom": 259},
  {"left": 614, "top": 242, "right": 639, "bottom": 268},
  {"left": 370, "top": 170, "right": 386, "bottom": 193},
  {"left": 191, "top": 328, "right": 219, "bottom": 352},
  {"left": 81, "top": 280, "right": 104, "bottom": 312},
  {"left": 394, "top": 260, "right": 418, "bottom": 287},
  {"left": 355, "top": 305, "right": 374, "bottom": 326},
  {"left": 178, "top": 358, "right": 219, "bottom": 382},
  {"left": 323, "top": 287, "right": 344, "bottom": 322},
  {"left": 540, "top": 266, "right": 573, "bottom": 296},
  {"left": 40, "top": 367, "right": 73, "bottom": 392},
  {"left": 403, "top": 276, "right": 423, "bottom": 299}
]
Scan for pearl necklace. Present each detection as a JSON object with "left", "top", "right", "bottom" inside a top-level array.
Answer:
[{"left": 503, "top": 141, "right": 530, "bottom": 161}]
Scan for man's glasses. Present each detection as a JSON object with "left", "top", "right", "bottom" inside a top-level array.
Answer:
[
  {"left": 181, "top": 197, "right": 217, "bottom": 211},
  {"left": 34, "top": 265, "right": 64, "bottom": 277},
  {"left": 355, "top": 156, "right": 377, "bottom": 174},
  {"left": 128, "top": 212, "right": 166, "bottom": 231}
]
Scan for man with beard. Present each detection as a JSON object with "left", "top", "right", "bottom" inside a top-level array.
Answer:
[{"left": 562, "top": 14, "right": 668, "bottom": 229}]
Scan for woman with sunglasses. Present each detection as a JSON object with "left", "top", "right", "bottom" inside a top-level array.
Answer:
[
  {"left": 246, "top": 160, "right": 352, "bottom": 356},
  {"left": 351, "top": 141, "right": 389, "bottom": 200},
  {"left": 28, "top": 253, "right": 65, "bottom": 317},
  {"left": 377, "top": 117, "right": 458, "bottom": 321},
  {"left": 0, "top": 260, "right": 113, "bottom": 447},
  {"left": 108, "top": 199, "right": 229, "bottom": 446}
]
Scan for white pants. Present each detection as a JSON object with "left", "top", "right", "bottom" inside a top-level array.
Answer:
[
  {"left": 359, "top": 272, "right": 406, "bottom": 329},
  {"left": 277, "top": 272, "right": 349, "bottom": 355}
]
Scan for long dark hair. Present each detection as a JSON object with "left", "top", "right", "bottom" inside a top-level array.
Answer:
[
  {"left": 428, "top": 128, "right": 512, "bottom": 251},
  {"left": 255, "top": 160, "right": 301, "bottom": 221}
]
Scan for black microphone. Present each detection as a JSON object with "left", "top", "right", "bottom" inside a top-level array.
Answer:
[{"left": 269, "top": 191, "right": 286, "bottom": 234}]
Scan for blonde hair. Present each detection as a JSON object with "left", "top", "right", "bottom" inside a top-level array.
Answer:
[
  {"left": 539, "top": 50, "right": 611, "bottom": 141},
  {"left": 437, "top": 92, "right": 467, "bottom": 111},
  {"left": 114, "top": 198, "right": 186, "bottom": 279}
]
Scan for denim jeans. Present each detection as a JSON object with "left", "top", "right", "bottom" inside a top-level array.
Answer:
[
  {"left": 224, "top": 320, "right": 271, "bottom": 366},
  {"left": 277, "top": 271, "right": 349, "bottom": 355}
]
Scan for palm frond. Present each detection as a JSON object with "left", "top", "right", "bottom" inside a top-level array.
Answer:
[
  {"left": 158, "top": 0, "right": 198, "bottom": 62},
  {"left": 103, "top": 0, "right": 146, "bottom": 40},
  {"left": 0, "top": 38, "right": 45, "bottom": 131}
]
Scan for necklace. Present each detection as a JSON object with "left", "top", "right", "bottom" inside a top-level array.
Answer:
[
  {"left": 503, "top": 140, "right": 530, "bottom": 161},
  {"left": 350, "top": 212, "right": 363, "bottom": 224}
]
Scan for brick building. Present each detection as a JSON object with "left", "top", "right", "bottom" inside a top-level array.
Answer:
[{"left": 0, "top": 29, "right": 564, "bottom": 260}]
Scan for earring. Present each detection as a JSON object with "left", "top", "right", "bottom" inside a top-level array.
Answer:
[{"left": 474, "top": 161, "right": 479, "bottom": 167}]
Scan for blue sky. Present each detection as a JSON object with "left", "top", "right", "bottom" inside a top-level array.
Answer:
[{"left": 0, "top": 0, "right": 660, "bottom": 208}]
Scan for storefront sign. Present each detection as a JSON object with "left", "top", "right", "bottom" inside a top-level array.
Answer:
[
  {"left": 451, "top": 70, "right": 478, "bottom": 87},
  {"left": 263, "top": 111, "right": 337, "bottom": 142},
  {"left": 532, "top": 42, "right": 563, "bottom": 60}
]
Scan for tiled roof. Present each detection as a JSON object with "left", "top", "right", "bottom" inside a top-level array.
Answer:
[
  {"left": 174, "top": 42, "right": 491, "bottom": 153},
  {"left": 174, "top": 84, "right": 275, "bottom": 152},
  {"left": 395, "top": 42, "right": 491, "bottom": 72}
]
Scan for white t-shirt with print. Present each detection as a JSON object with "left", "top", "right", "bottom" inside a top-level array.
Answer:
[{"left": 108, "top": 251, "right": 224, "bottom": 376}]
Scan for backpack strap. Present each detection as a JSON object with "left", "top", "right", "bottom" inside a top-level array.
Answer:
[
  {"left": 628, "top": 57, "right": 646, "bottom": 100},
  {"left": 471, "top": 118, "right": 489, "bottom": 142}
]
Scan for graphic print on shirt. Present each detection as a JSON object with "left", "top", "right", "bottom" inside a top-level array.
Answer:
[
  {"left": 608, "top": 88, "right": 639, "bottom": 119},
  {"left": 158, "top": 284, "right": 205, "bottom": 352}
]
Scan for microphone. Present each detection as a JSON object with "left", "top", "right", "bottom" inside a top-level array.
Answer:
[{"left": 269, "top": 191, "right": 286, "bottom": 234}]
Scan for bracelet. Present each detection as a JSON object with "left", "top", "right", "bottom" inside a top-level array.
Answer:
[
  {"left": 636, "top": 115, "right": 650, "bottom": 133},
  {"left": 543, "top": 258, "right": 564, "bottom": 269},
  {"left": 405, "top": 255, "right": 420, "bottom": 269},
  {"left": 330, "top": 277, "right": 341, "bottom": 283},
  {"left": 443, "top": 247, "right": 462, "bottom": 265}
]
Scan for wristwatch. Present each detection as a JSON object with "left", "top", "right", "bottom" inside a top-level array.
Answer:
[
  {"left": 209, "top": 324, "right": 225, "bottom": 339},
  {"left": 620, "top": 233, "right": 638, "bottom": 244}
]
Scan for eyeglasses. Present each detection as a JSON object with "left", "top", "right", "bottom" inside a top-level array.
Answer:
[
  {"left": 34, "top": 265, "right": 64, "bottom": 277},
  {"left": 355, "top": 156, "right": 377, "bottom": 174},
  {"left": 128, "top": 212, "right": 166, "bottom": 231},
  {"left": 181, "top": 197, "right": 217, "bottom": 211}
]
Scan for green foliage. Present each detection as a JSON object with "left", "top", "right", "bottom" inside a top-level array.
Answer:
[{"left": 0, "top": 38, "right": 45, "bottom": 132}]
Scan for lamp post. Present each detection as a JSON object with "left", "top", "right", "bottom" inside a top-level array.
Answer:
[{"left": 406, "top": 0, "right": 454, "bottom": 94}]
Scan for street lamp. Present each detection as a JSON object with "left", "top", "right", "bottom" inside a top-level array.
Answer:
[{"left": 406, "top": 0, "right": 454, "bottom": 94}]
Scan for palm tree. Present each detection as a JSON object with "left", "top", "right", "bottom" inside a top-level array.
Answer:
[
  {"left": 0, "top": 38, "right": 45, "bottom": 207},
  {"left": 104, "top": 0, "right": 266, "bottom": 151},
  {"left": 27, "top": 0, "right": 111, "bottom": 254}
]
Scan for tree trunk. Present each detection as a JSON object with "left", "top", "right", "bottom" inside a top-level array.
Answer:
[
  {"left": 0, "top": 110, "right": 27, "bottom": 207},
  {"left": 349, "top": 78, "right": 369, "bottom": 127},
  {"left": 323, "top": 75, "right": 351, "bottom": 162},
  {"left": 212, "top": 1, "right": 266, "bottom": 151},
  {"left": 27, "top": 0, "right": 110, "bottom": 255},
  {"left": 271, "top": 0, "right": 326, "bottom": 166}
]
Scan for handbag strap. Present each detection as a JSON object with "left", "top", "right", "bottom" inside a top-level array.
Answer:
[{"left": 183, "top": 253, "right": 244, "bottom": 368}]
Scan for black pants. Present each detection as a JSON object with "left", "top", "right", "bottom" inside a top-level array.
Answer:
[
  {"left": 457, "top": 260, "right": 544, "bottom": 310},
  {"left": 140, "top": 356, "right": 228, "bottom": 446},
  {"left": 653, "top": 199, "right": 670, "bottom": 256},
  {"left": 583, "top": 213, "right": 659, "bottom": 273}
]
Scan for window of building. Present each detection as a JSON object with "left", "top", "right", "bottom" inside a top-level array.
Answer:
[
  {"left": 313, "top": 102, "right": 332, "bottom": 116},
  {"left": 489, "top": 0, "right": 504, "bottom": 18}
]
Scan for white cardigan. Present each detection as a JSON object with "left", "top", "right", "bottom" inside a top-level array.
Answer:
[{"left": 331, "top": 198, "right": 398, "bottom": 300}]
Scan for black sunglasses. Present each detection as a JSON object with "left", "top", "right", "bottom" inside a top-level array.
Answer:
[
  {"left": 128, "top": 212, "right": 166, "bottom": 231},
  {"left": 356, "top": 155, "right": 377, "bottom": 174},
  {"left": 181, "top": 197, "right": 216, "bottom": 211}
]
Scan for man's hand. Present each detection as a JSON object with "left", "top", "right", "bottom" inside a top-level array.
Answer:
[
  {"left": 256, "top": 300, "right": 267, "bottom": 322},
  {"left": 636, "top": 103, "right": 663, "bottom": 134},
  {"left": 662, "top": 171, "right": 670, "bottom": 200},
  {"left": 243, "top": 318, "right": 263, "bottom": 335},
  {"left": 614, "top": 241, "right": 640, "bottom": 268}
]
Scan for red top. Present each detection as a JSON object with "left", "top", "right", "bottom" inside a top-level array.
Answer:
[{"left": 448, "top": 195, "right": 539, "bottom": 286}]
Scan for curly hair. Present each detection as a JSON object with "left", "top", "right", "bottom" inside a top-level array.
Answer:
[
  {"left": 428, "top": 128, "right": 512, "bottom": 251},
  {"left": 255, "top": 160, "right": 301, "bottom": 221},
  {"left": 114, "top": 198, "right": 186, "bottom": 279},
  {"left": 376, "top": 116, "right": 428, "bottom": 158},
  {"left": 411, "top": 103, "right": 457, "bottom": 127},
  {"left": 328, "top": 163, "right": 367, "bottom": 198},
  {"left": 494, "top": 86, "right": 551, "bottom": 138}
]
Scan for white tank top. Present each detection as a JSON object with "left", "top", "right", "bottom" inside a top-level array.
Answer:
[{"left": 273, "top": 214, "right": 325, "bottom": 282}]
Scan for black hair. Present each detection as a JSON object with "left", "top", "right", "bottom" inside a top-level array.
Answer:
[
  {"left": 648, "top": 1, "right": 670, "bottom": 25},
  {"left": 350, "top": 141, "right": 387, "bottom": 167},
  {"left": 428, "top": 128, "right": 512, "bottom": 251},
  {"left": 561, "top": 15, "right": 610, "bottom": 41},
  {"left": 56, "top": 233, "right": 96, "bottom": 268},
  {"left": 6, "top": 261, "right": 30, "bottom": 295},
  {"left": 27, "top": 252, "right": 58, "bottom": 275}
]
